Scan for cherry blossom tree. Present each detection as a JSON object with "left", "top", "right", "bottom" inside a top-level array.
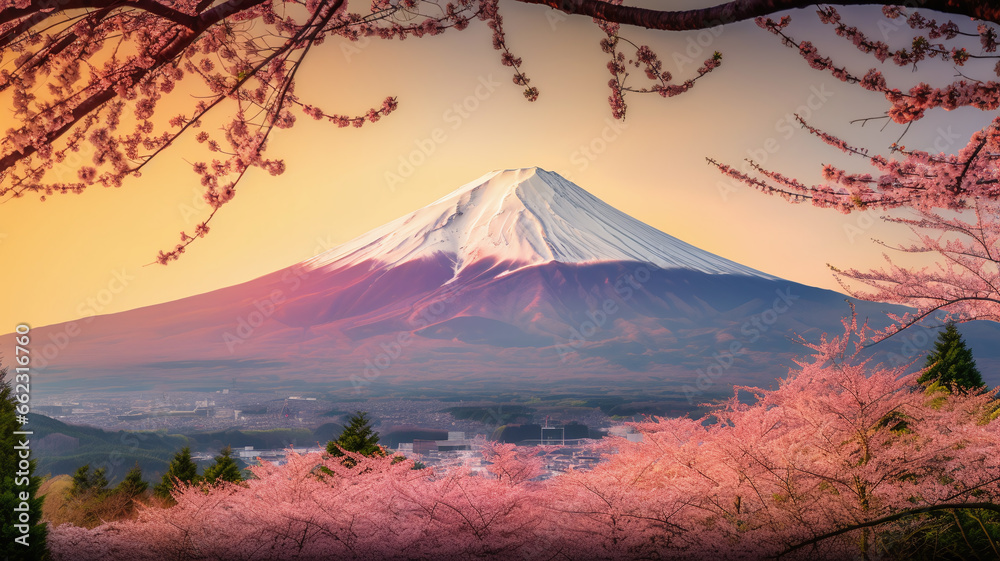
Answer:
[
  {"left": 47, "top": 446, "right": 552, "bottom": 560},
  {"left": 0, "top": 0, "right": 548, "bottom": 263},
  {"left": 545, "top": 314, "right": 1000, "bottom": 559},
  {"left": 46, "top": 317, "right": 1000, "bottom": 560},
  {"left": 708, "top": 6, "right": 1000, "bottom": 333}
]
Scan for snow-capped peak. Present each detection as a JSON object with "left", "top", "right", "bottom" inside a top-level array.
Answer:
[{"left": 304, "top": 167, "right": 775, "bottom": 279}]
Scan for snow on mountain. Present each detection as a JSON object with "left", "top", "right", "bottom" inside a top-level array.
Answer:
[
  {"left": 8, "top": 167, "right": 1000, "bottom": 395},
  {"left": 304, "top": 167, "right": 775, "bottom": 279}
]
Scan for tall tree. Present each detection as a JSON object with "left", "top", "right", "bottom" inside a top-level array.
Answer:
[
  {"left": 113, "top": 463, "right": 149, "bottom": 498},
  {"left": 114, "top": 462, "right": 149, "bottom": 496},
  {"left": 202, "top": 445, "right": 244, "bottom": 485},
  {"left": 918, "top": 323, "right": 986, "bottom": 392},
  {"left": 63, "top": 463, "right": 119, "bottom": 528},
  {"left": 0, "top": 361, "right": 47, "bottom": 560},
  {"left": 154, "top": 446, "right": 200, "bottom": 500},
  {"left": 327, "top": 411, "right": 384, "bottom": 459},
  {"left": 104, "top": 463, "right": 149, "bottom": 519},
  {"left": 69, "top": 464, "right": 108, "bottom": 498}
]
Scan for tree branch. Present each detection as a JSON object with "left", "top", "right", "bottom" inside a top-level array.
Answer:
[
  {"left": 775, "top": 502, "right": 1000, "bottom": 558},
  {"left": 0, "top": 0, "right": 197, "bottom": 28},
  {"left": 0, "top": 0, "right": 270, "bottom": 175},
  {"left": 198, "top": 0, "right": 269, "bottom": 28},
  {"left": 513, "top": 0, "right": 1000, "bottom": 31}
]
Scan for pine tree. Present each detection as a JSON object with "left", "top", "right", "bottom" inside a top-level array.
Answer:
[
  {"left": 114, "top": 463, "right": 148, "bottom": 497},
  {"left": 70, "top": 465, "right": 109, "bottom": 498},
  {"left": 70, "top": 465, "right": 91, "bottom": 497},
  {"left": 0, "top": 362, "right": 47, "bottom": 560},
  {"left": 327, "top": 411, "right": 384, "bottom": 463},
  {"left": 202, "top": 446, "right": 244, "bottom": 485},
  {"left": 154, "top": 446, "right": 200, "bottom": 499},
  {"left": 918, "top": 323, "right": 986, "bottom": 392},
  {"left": 102, "top": 463, "right": 149, "bottom": 519}
]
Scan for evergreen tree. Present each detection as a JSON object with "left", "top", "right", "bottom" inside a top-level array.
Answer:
[
  {"left": 70, "top": 464, "right": 90, "bottom": 497},
  {"left": 113, "top": 463, "right": 148, "bottom": 497},
  {"left": 154, "top": 447, "right": 200, "bottom": 499},
  {"left": 0, "top": 362, "right": 47, "bottom": 560},
  {"left": 69, "top": 465, "right": 108, "bottom": 498},
  {"left": 327, "top": 411, "right": 384, "bottom": 464},
  {"left": 202, "top": 446, "right": 244, "bottom": 485},
  {"left": 104, "top": 463, "right": 149, "bottom": 519},
  {"left": 918, "top": 323, "right": 986, "bottom": 392}
]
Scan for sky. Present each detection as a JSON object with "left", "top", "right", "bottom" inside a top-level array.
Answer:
[{"left": 0, "top": 1, "right": 991, "bottom": 331}]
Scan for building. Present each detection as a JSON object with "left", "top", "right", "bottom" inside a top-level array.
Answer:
[
  {"left": 607, "top": 425, "right": 643, "bottom": 442},
  {"left": 413, "top": 431, "right": 473, "bottom": 455},
  {"left": 237, "top": 445, "right": 326, "bottom": 465}
]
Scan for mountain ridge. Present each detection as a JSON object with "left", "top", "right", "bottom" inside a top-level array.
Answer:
[
  {"left": 303, "top": 167, "right": 775, "bottom": 280},
  {"left": 5, "top": 168, "right": 999, "bottom": 395}
]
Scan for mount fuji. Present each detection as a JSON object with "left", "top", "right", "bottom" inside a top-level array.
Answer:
[
  {"left": 9, "top": 167, "right": 1000, "bottom": 399},
  {"left": 305, "top": 167, "right": 770, "bottom": 278}
]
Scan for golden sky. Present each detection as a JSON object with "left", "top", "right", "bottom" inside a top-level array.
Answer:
[{"left": 0, "top": 2, "right": 987, "bottom": 331}]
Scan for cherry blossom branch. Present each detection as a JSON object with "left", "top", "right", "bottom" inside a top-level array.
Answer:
[
  {"left": 775, "top": 502, "right": 1000, "bottom": 559},
  {"left": 0, "top": 0, "right": 199, "bottom": 29},
  {"left": 514, "top": 0, "right": 1000, "bottom": 31}
]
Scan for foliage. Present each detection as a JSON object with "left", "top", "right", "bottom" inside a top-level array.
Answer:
[
  {"left": 883, "top": 507, "right": 1000, "bottom": 560},
  {"left": 326, "top": 411, "right": 384, "bottom": 461},
  {"left": 710, "top": 6, "right": 1000, "bottom": 334},
  {"left": 152, "top": 447, "right": 199, "bottom": 500},
  {"left": 24, "top": 416, "right": 336, "bottom": 482},
  {"left": 918, "top": 323, "right": 986, "bottom": 392},
  {"left": 481, "top": 441, "right": 543, "bottom": 484},
  {"left": 69, "top": 465, "right": 108, "bottom": 498},
  {"left": 46, "top": 319, "right": 1000, "bottom": 559},
  {"left": 114, "top": 464, "right": 149, "bottom": 498},
  {"left": 186, "top": 427, "right": 316, "bottom": 450},
  {"left": 0, "top": 362, "right": 47, "bottom": 560},
  {"left": 25, "top": 413, "right": 189, "bottom": 484},
  {"left": 201, "top": 446, "right": 244, "bottom": 485},
  {"left": 56, "top": 463, "right": 149, "bottom": 528}
]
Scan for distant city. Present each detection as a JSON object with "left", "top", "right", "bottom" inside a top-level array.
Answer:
[{"left": 30, "top": 386, "right": 643, "bottom": 478}]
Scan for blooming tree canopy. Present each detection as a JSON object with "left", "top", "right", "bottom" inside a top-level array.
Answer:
[
  {"left": 46, "top": 318, "right": 1000, "bottom": 559},
  {"left": 708, "top": 6, "right": 1000, "bottom": 334}
]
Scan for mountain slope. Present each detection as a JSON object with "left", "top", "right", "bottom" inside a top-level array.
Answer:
[
  {"left": 5, "top": 168, "right": 999, "bottom": 396},
  {"left": 305, "top": 167, "right": 773, "bottom": 279}
]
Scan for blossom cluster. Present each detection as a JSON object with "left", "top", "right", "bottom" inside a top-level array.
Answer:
[
  {"left": 0, "top": 0, "right": 530, "bottom": 262},
  {"left": 720, "top": 8, "right": 1000, "bottom": 331},
  {"left": 48, "top": 319, "right": 1000, "bottom": 560}
]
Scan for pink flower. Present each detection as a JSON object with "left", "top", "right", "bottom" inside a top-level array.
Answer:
[{"left": 78, "top": 167, "right": 97, "bottom": 182}]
